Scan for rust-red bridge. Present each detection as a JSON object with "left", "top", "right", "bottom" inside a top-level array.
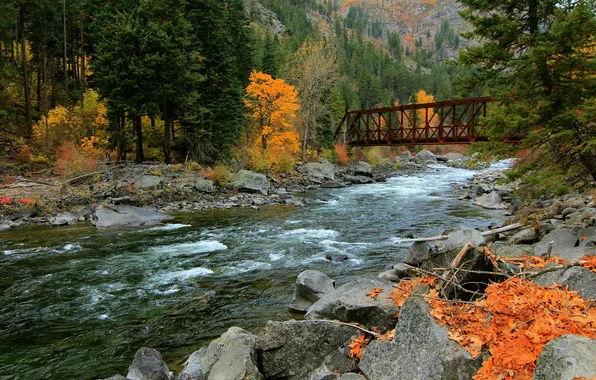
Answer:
[{"left": 334, "top": 96, "right": 518, "bottom": 146}]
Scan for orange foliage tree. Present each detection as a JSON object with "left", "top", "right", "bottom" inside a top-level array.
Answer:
[
  {"left": 244, "top": 71, "right": 300, "bottom": 171},
  {"left": 415, "top": 89, "right": 438, "bottom": 128}
]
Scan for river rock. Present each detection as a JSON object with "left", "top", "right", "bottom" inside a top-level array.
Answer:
[
  {"left": 400, "top": 151, "right": 411, "bottom": 161},
  {"left": 126, "top": 347, "right": 171, "bottom": 380},
  {"left": 194, "top": 178, "right": 215, "bottom": 193},
  {"left": 474, "top": 191, "right": 507, "bottom": 209},
  {"left": 534, "top": 228, "right": 578, "bottom": 256},
  {"left": 258, "top": 320, "right": 360, "bottom": 380},
  {"left": 359, "top": 297, "right": 480, "bottom": 380},
  {"left": 321, "top": 180, "right": 345, "bottom": 188},
  {"left": 405, "top": 242, "right": 433, "bottom": 266},
  {"left": 178, "top": 347, "right": 206, "bottom": 380},
  {"left": 134, "top": 175, "right": 163, "bottom": 189},
  {"left": 436, "top": 228, "right": 486, "bottom": 254},
  {"left": 533, "top": 266, "right": 596, "bottom": 300},
  {"left": 509, "top": 228, "right": 538, "bottom": 244},
  {"left": 352, "top": 161, "right": 373, "bottom": 177},
  {"left": 305, "top": 278, "right": 398, "bottom": 330},
  {"left": 562, "top": 207, "right": 578, "bottom": 218},
  {"left": 533, "top": 335, "right": 596, "bottom": 380},
  {"left": 378, "top": 269, "right": 401, "bottom": 282},
  {"left": 320, "top": 374, "right": 367, "bottom": 380},
  {"left": 201, "top": 326, "right": 263, "bottom": 380},
  {"left": 298, "top": 159, "right": 336, "bottom": 183},
  {"left": 392, "top": 262, "right": 411, "bottom": 278},
  {"left": 290, "top": 270, "right": 335, "bottom": 313},
  {"left": 93, "top": 205, "right": 173, "bottom": 228},
  {"left": 491, "top": 242, "right": 533, "bottom": 258},
  {"left": 230, "top": 170, "right": 269, "bottom": 195},
  {"left": 50, "top": 211, "right": 77, "bottom": 226},
  {"left": 341, "top": 174, "right": 375, "bottom": 184},
  {"left": 412, "top": 149, "right": 437, "bottom": 164},
  {"left": 102, "top": 376, "right": 126, "bottom": 380}
]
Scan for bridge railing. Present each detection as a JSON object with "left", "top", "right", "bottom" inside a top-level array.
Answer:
[{"left": 334, "top": 96, "right": 509, "bottom": 146}]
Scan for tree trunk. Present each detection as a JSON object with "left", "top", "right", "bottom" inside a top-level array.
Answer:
[
  {"left": 36, "top": 57, "right": 41, "bottom": 112},
  {"left": 63, "top": 0, "right": 68, "bottom": 99},
  {"left": 51, "top": 57, "right": 56, "bottom": 108},
  {"left": 302, "top": 121, "right": 309, "bottom": 162},
  {"left": 20, "top": 7, "right": 32, "bottom": 137},
  {"left": 134, "top": 114, "right": 144, "bottom": 163},
  {"left": 163, "top": 99, "right": 171, "bottom": 164}
]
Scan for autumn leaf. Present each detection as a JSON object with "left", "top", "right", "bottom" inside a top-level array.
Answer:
[
  {"left": 579, "top": 255, "right": 596, "bottom": 272},
  {"left": 366, "top": 288, "right": 384, "bottom": 300},
  {"left": 348, "top": 334, "right": 370, "bottom": 360}
]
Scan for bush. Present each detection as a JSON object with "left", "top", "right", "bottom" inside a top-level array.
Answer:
[
  {"left": 273, "top": 152, "right": 296, "bottom": 174},
  {"left": 204, "top": 164, "right": 231, "bottom": 186},
  {"left": 54, "top": 142, "right": 99, "bottom": 178},
  {"left": 320, "top": 147, "right": 338, "bottom": 164},
  {"left": 335, "top": 145, "right": 349, "bottom": 165}
]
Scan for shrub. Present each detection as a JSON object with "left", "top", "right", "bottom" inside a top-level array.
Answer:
[
  {"left": 320, "top": 148, "right": 338, "bottom": 164},
  {"left": 273, "top": 152, "right": 296, "bottom": 174},
  {"left": 335, "top": 145, "right": 349, "bottom": 166},
  {"left": 204, "top": 164, "right": 231, "bottom": 186},
  {"left": 54, "top": 142, "right": 99, "bottom": 178}
]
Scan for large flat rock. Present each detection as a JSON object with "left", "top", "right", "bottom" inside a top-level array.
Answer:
[{"left": 93, "top": 205, "right": 173, "bottom": 228}]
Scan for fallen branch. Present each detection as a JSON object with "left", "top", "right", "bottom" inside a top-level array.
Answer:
[
  {"left": 14, "top": 178, "right": 59, "bottom": 187},
  {"left": 60, "top": 171, "right": 107, "bottom": 185},
  {"left": 306, "top": 319, "right": 381, "bottom": 338},
  {"left": 394, "top": 223, "right": 524, "bottom": 244},
  {"left": 392, "top": 284, "right": 480, "bottom": 306}
]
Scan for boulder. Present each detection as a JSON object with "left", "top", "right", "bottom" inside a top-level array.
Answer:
[
  {"left": 305, "top": 278, "right": 398, "bottom": 330},
  {"left": 533, "top": 335, "right": 596, "bottom": 380},
  {"left": 474, "top": 191, "right": 507, "bottom": 209},
  {"left": 400, "top": 151, "right": 411, "bottom": 161},
  {"left": 341, "top": 175, "right": 375, "bottom": 185},
  {"left": 405, "top": 242, "right": 433, "bottom": 266},
  {"left": 102, "top": 376, "right": 126, "bottom": 380},
  {"left": 436, "top": 228, "right": 486, "bottom": 254},
  {"left": 126, "top": 347, "right": 171, "bottom": 380},
  {"left": 178, "top": 347, "right": 206, "bottom": 380},
  {"left": 509, "top": 228, "right": 538, "bottom": 244},
  {"left": 533, "top": 266, "right": 596, "bottom": 300},
  {"left": 258, "top": 320, "right": 360, "bottom": 380},
  {"left": 230, "top": 170, "right": 269, "bottom": 195},
  {"left": 378, "top": 269, "right": 401, "bottom": 282},
  {"left": 359, "top": 297, "right": 480, "bottom": 380},
  {"left": 290, "top": 270, "right": 335, "bottom": 313},
  {"left": 93, "top": 206, "right": 173, "bottom": 229},
  {"left": 195, "top": 178, "right": 216, "bottom": 193},
  {"left": 578, "top": 227, "right": 596, "bottom": 247},
  {"left": 321, "top": 374, "right": 367, "bottom": 380},
  {"left": 352, "top": 161, "right": 373, "bottom": 177},
  {"left": 134, "top": 175, "right": 163, "bottom": 189},
  {"left": 562, "top": 207, "right": 578, "bottom": 218},
  {"left": 321, "top": 181, "right": 345, "bottom": 188},
  {"left": 412, "top": 149, "right": 437, "bottom": 164},
  {"left": 491, "top": 243, "right": 533, "bottom": 258},
  {"left": 534, "top": 228, "right": 578, "bottom": 256},
  {"left": 298, "top": 160, "right": 336, "bottom": 184},
  {"left": 201, "top": 327, "right": 263, "bottom": 380},
  {"left": 50, "top": 212, "right": 77, "bottom": 226}
]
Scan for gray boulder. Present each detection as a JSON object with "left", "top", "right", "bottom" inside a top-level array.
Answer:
[
  {"left": 412, "top": 149, "right": 437, "bottom": 164},
  {"left": 399, "top": 151, "right": 411, "bottom": 162},
  {"left": 195, "top": 178, "right": 216, "bottom": 193},
  {"left": 491, "top": 243, "right": 533, "bottom": 258},
  {"left": 352, "top": 161, "right": 373, "bottom": 177},
  {"left": 533, "top": 335, "right": 596, "bottom": 380},
  {"left": 405, "top": 242, "right": 433, "bottom": 266},
  {"left": 201, "top": 327, "right": 263, "bottom": 380},
  {"left": 360, "top": 297, "right": 480, "bottom": 380},
  {"left": 305, "top": 278, "right": 398, "bottom": 330},
  {"left": 378, "top": 269, "right": 401, "bottom": 282},
  {"left": 230, "top": 170, "right": 269, "bottom": 195},
  {"left": 321, "top": 374, "right": 367, "bottom": 380},
  {"left": 126, "top": 347, "right": 171, "bottom": 380},
  {"left": 321, "top": 180, "right": 345, "bottom": 188},
  {"left": 534, "top": 228, "right": 579, "bottom": 256},
  {"left": 290, "top": 270, "right": 335, "bottom": 313},
  {"left": 392, "top": 263, "right": 411, "bottom": 278},
  {"left": 341, "top": 175, "right": 375, "bottom": 185},
  {"left": 562, "top": 207, "right": 578, "bottom": 218},
  {"left": 50, "top": 212, "right": 77, "bottom": 226},
  {"left": 134, "top": 175, "right": 163, "bottom": 189},
  {"left": 258, "top": 320, "right": 360, "bottom": 380},
  {"left": 510, "top": 228, "right": 538, "bottom": 244},
  {"left": 299, "top": 160, "right": 336, "bottom": 184},
  {"left": 436, "top": 228, "right": 486, "bottom": 254},
  {"left": 93, "top": 205, "right": 173, "bottom": 229},
  {"left": 474, "top": 191, "right": 507, "bottom": 209},
  {"left": 178, "top": 347, "right": 206, "bottom": 380},
  {"left": 533, "top": 266, "right": 596, "bottom": 300}
]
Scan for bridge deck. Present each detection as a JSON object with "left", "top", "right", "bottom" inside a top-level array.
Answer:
[{"left": 335, "top": 97, "right": 519, "bottom": 146}]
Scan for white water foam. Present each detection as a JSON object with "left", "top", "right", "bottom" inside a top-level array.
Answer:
[
  {"left": 268, "top": 253, "right": 284, "bottom": 261},
  {"left": 161, "top": 267, "right": 214, "bottom": 281},
  {"left": 222, "top": 261, "right": 272, "bottom": 276},
  {"left": 280, "top": 228, "right": 339, "bottom": 239},
  {"left": 145, "top": 224, "right": 191, "bottom": 232},
  {"left": 62, "top": 243, "right": 81, "bottom": 251},
  {"left": 149, "top": 240, "right": 227, "bottom": 256}
]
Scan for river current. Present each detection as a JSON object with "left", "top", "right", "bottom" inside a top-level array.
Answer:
[{"left": 0, "top": 163, "right": 508, "bottom": 379}]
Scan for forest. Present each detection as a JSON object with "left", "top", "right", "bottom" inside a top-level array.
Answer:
[{"left": 1, "top": 0, "right": 596, "bottom": 189}]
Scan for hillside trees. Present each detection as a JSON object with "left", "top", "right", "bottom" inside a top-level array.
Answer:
[{"left": 458, "top": 0, "right": 596, "bottom": 181}]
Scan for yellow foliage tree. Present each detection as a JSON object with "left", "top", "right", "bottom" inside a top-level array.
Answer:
[
  {"left": 416, "top": 89, "right": 438, "bottom": 128},
  {"left": 244, "top": 71, "right": 300, "bottom": 171}
]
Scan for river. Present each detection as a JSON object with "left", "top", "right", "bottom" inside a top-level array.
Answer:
[{"left": 0, "top": 163, "right": 507, "bottom": 379}]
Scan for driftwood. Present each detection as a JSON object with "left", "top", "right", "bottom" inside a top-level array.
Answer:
[
  {"left": 60, "top": 171, "right": 107, "bottom": 185},
  {"left": 394, "top": 222, "right": 524, "bottom": 244},
  {"left": 440, "top": 242, "right": 473, "bottom": 298}
]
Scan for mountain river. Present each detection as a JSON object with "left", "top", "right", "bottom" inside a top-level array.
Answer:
[{"left": 0, "top": 162, "right": 509, "bottom": 379}]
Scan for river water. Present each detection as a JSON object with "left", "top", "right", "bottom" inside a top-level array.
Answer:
[{"left": 0, "top": 163, "right": 507, "bottom": 379}]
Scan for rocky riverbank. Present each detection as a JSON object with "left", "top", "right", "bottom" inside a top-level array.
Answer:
[
  {"left": 96, "top": 155, "right": 596, "bottom": 380},
  {"left": 0, "top": 150, "right": 480, "bottom": 231}
]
